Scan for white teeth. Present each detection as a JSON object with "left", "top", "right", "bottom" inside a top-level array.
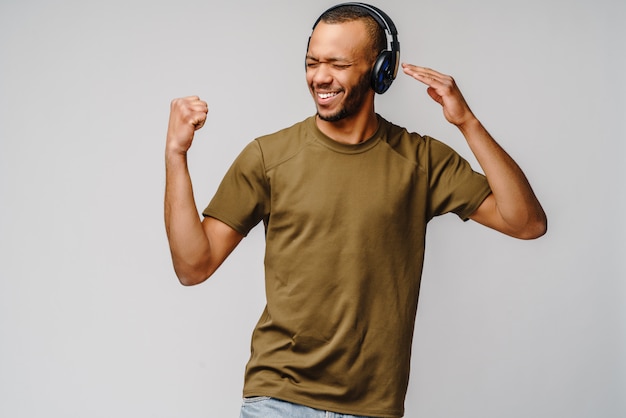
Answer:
[{"left": 318, "top": 92, "right": 338, "bottom": 99}]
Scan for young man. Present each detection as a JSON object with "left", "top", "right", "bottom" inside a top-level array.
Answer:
[{"left": 164, "top": 3, "right": 546, "bottom": 418}]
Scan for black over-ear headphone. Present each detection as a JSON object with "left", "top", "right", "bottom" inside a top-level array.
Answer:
[{"left": 309, "top": 2, "right": 400, "bottom": 94}]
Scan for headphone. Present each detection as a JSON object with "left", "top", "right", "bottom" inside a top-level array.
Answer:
[{"left": 309, "top": 2, "right": 400, "bottom": 94}]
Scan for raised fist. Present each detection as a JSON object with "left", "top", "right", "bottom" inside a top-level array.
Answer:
[{"left": 166, "top": 96, "right": 208, "bottom": 155}]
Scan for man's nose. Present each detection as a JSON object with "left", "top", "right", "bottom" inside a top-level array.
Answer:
[{"left": 311, "top": 64, "right": 332, "bottom": 85}]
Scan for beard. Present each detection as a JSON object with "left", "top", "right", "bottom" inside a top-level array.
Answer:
[{"left": 316, "top": 70, "right": 372, "bottom": 122}]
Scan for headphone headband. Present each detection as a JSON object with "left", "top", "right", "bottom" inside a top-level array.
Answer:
[
  {"left": 310, "top": 2, "right": 400, "bottom": 94},
  {"left": 312, "top": 2, "right": 398, "bottom": 41}
]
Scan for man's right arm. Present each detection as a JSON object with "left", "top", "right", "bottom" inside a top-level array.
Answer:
[{"left": 164, "top": 97, "right": 244, "bottom": 286}]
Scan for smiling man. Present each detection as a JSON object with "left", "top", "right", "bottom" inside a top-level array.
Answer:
[
  {"left": 306, "top": 18, "right": 379, "bottom": 127},
  {"left": 164, "top": 3, "right": 546, "bottom": 418}
]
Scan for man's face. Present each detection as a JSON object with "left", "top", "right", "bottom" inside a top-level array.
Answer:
[{"left": 305, "top": 20, "right": 374, "bottom": 122}]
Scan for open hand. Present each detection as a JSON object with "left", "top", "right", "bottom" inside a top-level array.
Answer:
[{"left": 401, "top": 63, "right": 476, "bottom": 128}]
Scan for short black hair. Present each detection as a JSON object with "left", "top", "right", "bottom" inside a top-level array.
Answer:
[{"left": 317, "top": 4, "right": 387, "bottom": 62}]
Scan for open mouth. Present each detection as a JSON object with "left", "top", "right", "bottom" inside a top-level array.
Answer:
[
  {"left": 318, "top": 92, "right": 339, "bottom": 99},
  {"left": 316, "top": 90, "right": 342, "bottom": 107}
]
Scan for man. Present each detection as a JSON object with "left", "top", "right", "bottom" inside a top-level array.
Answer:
[{"left": 164, "top": 3, "right": 546, "bottom": 418}]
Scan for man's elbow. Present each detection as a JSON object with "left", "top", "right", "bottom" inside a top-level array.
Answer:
[
  {"left": 172, "top": 262, "right": 214, "bottom": 286},
  {"left": 176, "top": 273, "right": 209, "bottom": 286},
  {"left": 515, "top": 215, "right": 548, "bottom": 240}
]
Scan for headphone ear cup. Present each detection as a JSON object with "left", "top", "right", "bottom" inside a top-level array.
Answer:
[{"left": 371, "top": 50, "right": 393, "bottom": 94}]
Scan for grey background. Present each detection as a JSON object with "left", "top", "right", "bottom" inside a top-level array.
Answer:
[{"left": 1, "top": 0, "right": 624, "bottom": 417}]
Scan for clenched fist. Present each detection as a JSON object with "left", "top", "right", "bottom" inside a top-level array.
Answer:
[{"left": 166, "top": 96, "right": 209, "bottom": 155}]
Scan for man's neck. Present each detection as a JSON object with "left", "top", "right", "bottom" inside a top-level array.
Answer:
[{"left": 315, "top": 110, "right": 379, "bottom": 145}]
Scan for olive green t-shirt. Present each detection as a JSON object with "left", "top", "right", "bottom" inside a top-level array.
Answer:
[{"left": 203, "top": 116, "right": 491, "bottom": 417}]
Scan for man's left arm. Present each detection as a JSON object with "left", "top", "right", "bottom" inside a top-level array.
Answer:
[{"left": 402, "top": 63, "right": 547, "bottom": 239}]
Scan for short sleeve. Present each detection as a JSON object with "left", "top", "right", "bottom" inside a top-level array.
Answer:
[
  {"left": 202, "top": 140, "right": 270, "bottom": 236},
  {"left": 426, "top": 136, "right": 491, "bottom": 221}
]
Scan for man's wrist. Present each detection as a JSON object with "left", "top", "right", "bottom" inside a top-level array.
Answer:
[
  {"left": 457, "top": 116, "right": 483, "bottom": 137},
  {"left": 165, "top": 146, "right": 189, "bottom": 168}
]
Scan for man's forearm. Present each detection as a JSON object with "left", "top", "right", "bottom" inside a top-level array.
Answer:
[
  {"left": 164, "top": 152, "right": 212, "bottom": 285},
  {"left": 459, "top": 117, "right": 547, "bottom": 238}
]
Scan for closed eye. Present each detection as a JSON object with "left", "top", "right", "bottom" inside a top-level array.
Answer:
[{"left": 305, "top": 56, "right": 352, "bottom": 70}]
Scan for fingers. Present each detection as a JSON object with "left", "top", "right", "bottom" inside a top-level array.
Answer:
[
  {"left": 401, "top": 63, "right": 453, "bottom": 87},
  {"left": 171, "top": 96, "right": 208, "bottom": 131},
  {"left": 401, "top": 63, "right": 461, "bottom": 102},
  {"left": 171, "top": 96, "right": 208, "bottom": 116},
  {"left": 401, "top": 63, "right": 473, "bottom": 126},
  {"left": 426, "top": 87, "right": 443, "bottom": 105},
  {"left": 166, "top": 96, "right": 209, "bottom": 155},
  {"left": 170, "top": 96, "right": 208, "bottom": 115}
]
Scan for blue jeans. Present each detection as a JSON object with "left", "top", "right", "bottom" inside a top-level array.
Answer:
[{"left": 239, "top": 397, "right": 375, "bottom": 418}]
